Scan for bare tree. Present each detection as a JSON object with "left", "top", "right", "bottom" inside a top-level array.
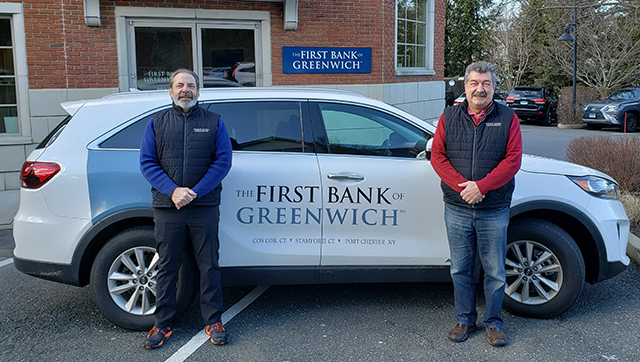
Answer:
[
  {"left": 546, "top": 2, "right": 640, "bottom": 98},
  {"left": 485, "top": 0, "right": 538, "bottom": 91}
]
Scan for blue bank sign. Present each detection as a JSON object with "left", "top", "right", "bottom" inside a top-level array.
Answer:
[{"left": 282, "top": 47, "right": 372, "bottom": 74}]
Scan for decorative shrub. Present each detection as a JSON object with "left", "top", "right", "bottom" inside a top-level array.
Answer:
[
  {"left": 566, "top": 136, "right": 640, "bottom": 227},
  {"left": 621, "top": 192, "right": 640, "bottom": 230},
  {"left": 566, "top": 136, "right": 640, "bottom": 192},
  {"left": 556, "top": 86, "right": 600, "bottom": 124}
]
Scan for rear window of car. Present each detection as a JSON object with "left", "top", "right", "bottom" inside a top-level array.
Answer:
[
  {"left": 509, "top": 88, "right": 543, "bottom": 98},
  {"left": 99, "top": 115, "right": 151, "bottom": 149}
]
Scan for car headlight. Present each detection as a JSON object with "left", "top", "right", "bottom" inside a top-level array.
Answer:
[
  {"left": 603, "top": 104, "right": 620, "bottom": 112},
  {"left": 567, "top": 175, "right": 620, "bottom": 199}
]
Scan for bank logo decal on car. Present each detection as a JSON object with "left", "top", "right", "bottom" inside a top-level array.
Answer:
[{"left": 235, "top": 184, "right": 403, "bottom": 226}]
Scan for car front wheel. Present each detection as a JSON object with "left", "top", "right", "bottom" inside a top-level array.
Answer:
[
  {"left": 503, "top": 219, "right": 585, "bottom": 318},
  {"left": 90, "top": 226, "right": 198, "bottom": 330}
]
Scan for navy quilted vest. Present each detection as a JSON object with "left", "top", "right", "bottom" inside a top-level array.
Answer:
[
  {"left": 152, "top": 103, "right": 221, "bottom": 208},
  {"left": 441, "top": 101, "right": 515, "bottom": 209}
]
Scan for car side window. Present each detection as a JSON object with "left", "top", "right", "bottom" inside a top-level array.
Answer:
[
  {"left": 99, "top": 115, "right": 152, "bottom": 149},
  {"left": 315, "top": 102, "right": 431, "bottom": 158},
  {"left": 206, "top": 101, "right": 310, "bottom": 152}
]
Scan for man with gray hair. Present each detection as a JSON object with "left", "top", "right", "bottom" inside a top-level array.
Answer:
[
  {"left": 431, "top": 61, "right": 522, "bottom": 347},
  {"left": 140, "top": 68, "right": 233, "bottom": 348}
]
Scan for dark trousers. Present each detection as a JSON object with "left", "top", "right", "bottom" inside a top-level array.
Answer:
[{"left": 153, "top": 205, "right": 223, "bottom": 328}]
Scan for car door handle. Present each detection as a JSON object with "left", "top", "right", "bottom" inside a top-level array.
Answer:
[{"left": 327, "top": 173, "right": 365, "bottom": 181}]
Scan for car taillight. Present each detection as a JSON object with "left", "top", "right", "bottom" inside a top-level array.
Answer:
[
  {"left": 506, "top": 97, "right": 515, "bottom": 102},
  {"left": 534, "top": 99, "right": 547, "bottom": 104},
  {"left": 20, "top": 161, "right": 61, "bottom": 189}
]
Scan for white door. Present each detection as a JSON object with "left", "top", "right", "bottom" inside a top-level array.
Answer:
[
  {"left": 311, "top": 102, "right": 449, "bottom": 266},
  {"left": 208, "top": 100, "right": 323, "bottom": 267}
]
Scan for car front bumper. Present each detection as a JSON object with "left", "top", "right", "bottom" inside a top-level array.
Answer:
[{"left": 582, "top": 109, "right": 623, "bottom": 126}]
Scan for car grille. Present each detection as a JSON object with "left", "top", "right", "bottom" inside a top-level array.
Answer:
[{"left": 582, "top": 106, "right": 605, "bottom": 120}]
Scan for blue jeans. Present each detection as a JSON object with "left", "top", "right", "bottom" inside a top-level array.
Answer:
[{"left": 444, "top": 203, "right": 509, "bottom": 329}]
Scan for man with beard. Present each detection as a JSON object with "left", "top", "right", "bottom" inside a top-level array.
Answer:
[
  {"left": 431, "top": 62, "right": 522, "bottom": 347},
  {"left": 139, "top": 68, "right": 233, "bottom": 348}
]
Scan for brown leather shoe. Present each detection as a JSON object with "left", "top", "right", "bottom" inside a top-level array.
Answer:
[
  {"left": 487, "top": 327, "right": 507, "bottom": 347},
  {"left": 447, "top": 323, "right": 475, "bottom": 342}
]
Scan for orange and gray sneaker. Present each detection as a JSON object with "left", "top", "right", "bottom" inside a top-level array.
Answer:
[
  {"left": 206, "top": 322, "right": 229, "bottom": 345},
  {"left": 144, "top": 326, "right": 172, "bottom": 349}
]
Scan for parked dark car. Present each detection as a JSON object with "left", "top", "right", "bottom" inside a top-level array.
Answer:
[
  {"left": 582, "top": 87, "right": 640, "bottom": 132},
  {"left": 506, "top": 86, "right": 556, "bottom": 126}
]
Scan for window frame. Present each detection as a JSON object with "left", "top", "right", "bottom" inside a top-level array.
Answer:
[
  {"left": 395, "top": 0, "right": 435, "bottom": 77},
  {"left": 115, "top": 7, "right": 272, "bottom": 92},
  {"left": 0, "top": 3, "right": 30, "bottom": 144}
]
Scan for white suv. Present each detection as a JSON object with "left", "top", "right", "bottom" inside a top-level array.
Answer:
[{"left": 13, "top": 88, "right": 630, "bottom": 330}]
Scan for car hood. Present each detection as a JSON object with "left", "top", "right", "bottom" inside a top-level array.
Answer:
[
  {"left": 585, "top": 99, "right": 625, "bottom": 107},
  {"left": 521, "top": 155, "right": 613, "bottom": 181}
]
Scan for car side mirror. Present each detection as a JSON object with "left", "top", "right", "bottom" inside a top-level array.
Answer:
[{"left": 425, "top": 138, "right": 433, "bottom": 161}]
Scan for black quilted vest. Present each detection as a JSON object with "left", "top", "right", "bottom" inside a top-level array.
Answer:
[
  {"left": 441, "top": 100, "right": 516, "bottom": 209},
  {"left": 152, "top": 103, "right": 221, "bottom": 208}
]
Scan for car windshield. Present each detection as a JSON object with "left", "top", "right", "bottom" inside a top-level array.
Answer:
[
  {"left": 509, "top": 89, "right": 543, "bottom": 98},
  {"left": 607, "top": 89, "right": 640, "bottom": 101}
]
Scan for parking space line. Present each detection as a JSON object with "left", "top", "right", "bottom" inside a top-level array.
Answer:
[
  {"left": 165, "top": 284, "right": 270, "bottom": 362},
  {"left": 0, "top": 258, "right": 14, "bottom": 268}
]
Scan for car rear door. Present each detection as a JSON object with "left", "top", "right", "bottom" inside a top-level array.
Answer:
[{"left": 207, "top": 100, "right": 323, "bottom": 271}]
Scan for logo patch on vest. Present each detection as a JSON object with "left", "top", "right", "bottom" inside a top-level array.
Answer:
[
  {"left": 485, "top": 122, "right": 502, "bottom": 127},
  {"left": 193, "top": 128, "right": 210, "bottom": 133}
]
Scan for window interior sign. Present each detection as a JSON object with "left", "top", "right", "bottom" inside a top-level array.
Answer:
[{"left": 283, "top": 47, "right": 372, "bottom": 74}]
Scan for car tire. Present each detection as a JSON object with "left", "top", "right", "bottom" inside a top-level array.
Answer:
[
  {"left": 502, "top": 219, "right": 585, "bottom": 319},
  {"left": 540, "top": 112, "right": 551, "bottom": 126},
  {"left": 623, "top": 113, "right": 638, "bottom": 132},
  {"left": 90, "top": 226, "right": 198, "bottom": 330}
]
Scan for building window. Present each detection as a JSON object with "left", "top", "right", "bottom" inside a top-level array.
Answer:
[
  {"left": 0, "top": 3, "right": 29, "bottom": 141},
  {"left": 396, "top": 0, "right": 434, "bottom": 75},
  {"left": 116, "top": 8, "right": 271, "bottom": 92},
  {"left": 128, "top": 21, "right": 260, "bottom": 90},
  {"left": 0, "top": 18, "right": 18, "bottom": 134}
]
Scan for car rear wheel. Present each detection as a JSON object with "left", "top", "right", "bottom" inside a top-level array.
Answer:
[
  {"left": 503, "top": 219, "right": 585, "bottom": 318},
  {"left": 540, "top": 112, "right": 551, "bottom": 126},
  {"left": 623, "top": 113, "right": 638, "bottom": 132},
  {"left": 90, "top": 226, "right": 198, "bottom": 330}
]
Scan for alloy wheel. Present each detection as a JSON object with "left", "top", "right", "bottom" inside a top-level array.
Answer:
[
  {"left": 505, "top": 240, "right": 563, "bottom": 305},
  {"left": 106, "top": 246, "right": 159, "bottom": 315}
]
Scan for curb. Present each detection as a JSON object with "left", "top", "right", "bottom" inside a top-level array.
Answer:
[
  {"left": 557, "top": 123, "right": 586, "bottom": 129},
  {"left": 627, "top": 233, "right": 640, "bottom": 265}
]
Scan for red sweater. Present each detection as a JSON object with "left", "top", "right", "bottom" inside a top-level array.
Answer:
[{"left": 431, "top": 111, "right": 523, "bottom": 195}]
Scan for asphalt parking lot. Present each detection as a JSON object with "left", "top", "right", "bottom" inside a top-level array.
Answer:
[{"left": 2, "top": 124, "right": 640, "bottom": 362}]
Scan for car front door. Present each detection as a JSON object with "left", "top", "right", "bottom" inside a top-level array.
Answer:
[{"left": 310, "top": 101, "right": 449, "bottom": 268}]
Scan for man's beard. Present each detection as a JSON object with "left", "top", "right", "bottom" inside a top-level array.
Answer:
[{"left": 172, "top": 92, "right": 198, "bottom": 112}]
